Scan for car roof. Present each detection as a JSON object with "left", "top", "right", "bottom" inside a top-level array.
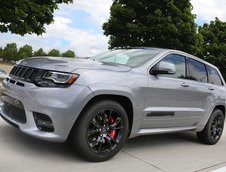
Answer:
[{"left": 114, "top": 47, "right": 169, "bottom": 51}]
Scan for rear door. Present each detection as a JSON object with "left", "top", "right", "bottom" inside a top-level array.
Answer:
[
  {"left": 142, "top": 55, "right": 211, "bottom": 129},
  {"left": 205, "top": 65, "right": 226, "bottom": 110}
]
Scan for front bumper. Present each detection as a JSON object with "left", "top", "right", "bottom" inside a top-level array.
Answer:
[{"left": 0, "top": 78, "right": 93, "bottom": 142}]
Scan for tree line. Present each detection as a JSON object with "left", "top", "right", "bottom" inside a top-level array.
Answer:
[{"left": 0, "top": 43, "right": 76, "bottom": 62}]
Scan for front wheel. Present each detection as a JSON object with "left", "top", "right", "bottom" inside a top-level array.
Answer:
[
  {"left": 72, "top": 100, "right": 129, "bottom": 162},
  {"left": 197, "top": 109, "right": 225, "bottom": 145}
]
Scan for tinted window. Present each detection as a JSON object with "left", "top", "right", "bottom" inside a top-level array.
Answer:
[
  {"left": 161, "top": 54, "right": 186, "bottom": 79},
  {"left": 207, "top": 66, "right": 223, "bottom": 86},
  {"left": 188, "top": 59, "right": 207, "bottom": 83}
]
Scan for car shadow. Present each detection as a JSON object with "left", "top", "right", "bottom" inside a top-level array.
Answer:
[
  {"left": 0, "top": 125, "right": 85, "bottom": 162},
  {"left": 0, "top": 122, "right": 200, "bottom": 162},
  {"left": 124, "top": 132, "right": 200, "bottom": 151}
]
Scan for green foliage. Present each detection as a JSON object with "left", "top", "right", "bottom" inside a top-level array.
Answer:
[
  {"left": 199, "top": 18, "right": 226, "bottom": 79},
  {"left": 48, "top": 49, "right": 61, "bottom": 57},
  {"left": 103, "top": 0, "right": 203, "bottom": 55},
  {"left": 2, "top": 43, "right": 18, "bottom": 61},
  {"left": 0, "top": 43, "right": 76, "bottom": 61},
  {"left": 17, "top": 44, "right": 33, "bottom": 60},
  {"left": 33, "top": 48, "right": 47, "bottom": 56},
  {"left": 0, "top": 47, "right": 3, "bottom": 57},
  {"left": 62, "top": 50, "right": 76, "bottom": 58},
  {"left": 0, "top": 0, "right": 73, "bottom": 35}
]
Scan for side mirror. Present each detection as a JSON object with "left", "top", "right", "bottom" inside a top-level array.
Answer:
[{"left": 150, "top": 61, "right": 176, "bottom": 75}]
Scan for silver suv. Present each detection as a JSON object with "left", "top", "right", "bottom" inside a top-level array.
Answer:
[{"left": 1, "top": 48, "right": 225, "bottom": 162}]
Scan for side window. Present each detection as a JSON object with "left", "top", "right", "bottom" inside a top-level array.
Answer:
[
  {"left": 161, "top": 54, "right": 186, "bottom": 79},
  {"left": 188, "top": 58, "right": 207, "bottom": 83},
  {"left": 206, "top": 66, "right": 223, "bottom": 86}
]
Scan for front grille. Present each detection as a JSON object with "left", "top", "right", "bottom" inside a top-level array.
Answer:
[
  {"left": 3, "top": 100, "right": 26, "bottom": 124},
  {"left": 10, "top": 65, "right": 46, "bottom": 84}
]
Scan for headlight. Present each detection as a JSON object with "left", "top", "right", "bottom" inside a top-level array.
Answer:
[{"left": 35, "top": 71, "right": 79, "bottom": 88}]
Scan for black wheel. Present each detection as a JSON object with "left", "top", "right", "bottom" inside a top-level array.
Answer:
[
  {"left": 197, "top": 109, "right": 225, "bottom": 145},
  {"left": 72, "top": 100, "right": 129, "bottom": 162}
]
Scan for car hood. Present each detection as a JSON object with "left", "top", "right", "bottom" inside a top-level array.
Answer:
[{"left": 19, "top": 57, "right": 131, "bottom": 72}]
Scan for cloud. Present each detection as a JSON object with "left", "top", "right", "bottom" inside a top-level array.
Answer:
[
  {"left": 0, "top": 0, "right": 112, "bottom": 57},
  {"left": 45, "top": 16, "right": 109, "bottom": 56},
  {"left": 61, "top": 0, "right": 112, "bottom": 25},
  {"left": 191, "top": 0, "right": 226, "bottom": 22},
  {"left": 0, "top": 16, "right": 109, "bottom": 57}
]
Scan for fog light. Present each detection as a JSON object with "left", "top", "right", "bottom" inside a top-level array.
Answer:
[{"left": 33, "top": 112, "right": 54, "bottom": 132}]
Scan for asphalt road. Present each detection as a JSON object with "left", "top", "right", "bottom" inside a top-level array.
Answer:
[{"left": 1, "top": 119, "right": 226, "bottom": 172}]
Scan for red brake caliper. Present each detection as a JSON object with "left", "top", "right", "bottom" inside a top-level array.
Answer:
[{"left": 109, "top": 116, "right": 116, "bottom": 138}]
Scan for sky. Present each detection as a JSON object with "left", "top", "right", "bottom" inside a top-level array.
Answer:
[{"left": 0, "top": 0, "right": 226, "bottom": 57}]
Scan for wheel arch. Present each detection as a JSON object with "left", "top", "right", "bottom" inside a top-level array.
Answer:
[
  {"left": 70, "top": 94, "right": 134, "bottom": 138},
  {"left": 196, "top": 104, "right": 226, "bottom": 132},
  {"left": 214, "top": 105, "right": 225, "bottom": 117}
]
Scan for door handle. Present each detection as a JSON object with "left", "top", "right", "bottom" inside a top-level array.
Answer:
[
  {"left": 181, "top": 83, "right": 190, "bottom": 87},
  {"left": 208, "top": 87, "right": 215, "bottom": 91}
]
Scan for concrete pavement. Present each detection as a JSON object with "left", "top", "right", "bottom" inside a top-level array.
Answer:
[{"left": 0, "top": 118, "right": 226, "bottom": 172}]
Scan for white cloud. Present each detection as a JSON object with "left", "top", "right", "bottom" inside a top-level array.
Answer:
[
  {"left": 0, "top": 34, "right": 52, "bottom": 52},
  {"left": 0, "top": 17, "right": 109, "bottom": 57},
  {"left": 192, "top": 0, "right": 226, "bottom": 22},
  {"left": 45, "top": 16, "right": 109, "bottom": 56},
  {"left": 0, "top": 0, "right": 112, "bottom": 57},
  {"left": 70, "top": 0, "right": 112, "bottom": 25},
  {"left": 55, "top": 0, "right": 112, "bottom": 26}
]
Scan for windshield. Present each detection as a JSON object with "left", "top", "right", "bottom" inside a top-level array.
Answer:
[{"left": 91, "top": 49, "right": 162, "bottom": 67}]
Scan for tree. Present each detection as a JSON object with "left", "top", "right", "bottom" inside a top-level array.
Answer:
[
  {"left": 0, "top": 43, "right": 77, "bottom": 61},
  {"left": 48, "top": 49, "right": 61, "bottom": 57},
  {"left": 2, "top": 43, "right": 18, "bottom": 61},
  {"left": 0, "top": 47, "right": 3, "bottom": 57},
  {"left": 0, "top": 0, "right": 73, "bottom": 35},
  {"left": 17, "top": 45, "right": 33, "bottom": 60},
  {"left": 33, "top": 48, "right": 47, "bottom": 56},
  {"left": 103, "top": 0, "right": 203, "bottom": 55},
  {"left": 62, "top": 50, "right": 76, "bottom": 57},
  {"left": 199, "top": 18, "right": 226, "bottom": 80}
]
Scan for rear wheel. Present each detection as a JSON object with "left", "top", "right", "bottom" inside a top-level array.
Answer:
[
  {"left": 197, "top": 109, "right": 225, "bottom": 145},
  {"left": 72, "top": 100, "right": 129, "bottom": 162}
]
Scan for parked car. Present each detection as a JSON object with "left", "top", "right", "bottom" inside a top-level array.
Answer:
[{"left": 0, "top": 48, "right": 225, "bottom": 162}]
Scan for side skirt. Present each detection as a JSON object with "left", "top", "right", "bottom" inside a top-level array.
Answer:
[{"left": 137, "top": 126, "right": 197, "bottom": 136}]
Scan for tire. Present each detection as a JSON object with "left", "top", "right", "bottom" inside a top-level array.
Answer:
[
  {"left": 71, "top": 100, "right": 129, "bottom": 162},
  {"left": 197, "top": 109, "right": 225, "bottom": 145}
]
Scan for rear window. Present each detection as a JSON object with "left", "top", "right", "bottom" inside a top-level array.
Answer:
[
  {"left": 188, "top": 58, "right": 207, "bottom": 83},
  {"left": 206, "top": 66, "right": 223, "bottom": 86}
]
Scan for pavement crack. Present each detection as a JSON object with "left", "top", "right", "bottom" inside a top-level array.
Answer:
[
  {"left": 194, "top": 161, "right": 226, "bottom": 172},
  {"left": 122, "top": 150, "right": 166, "bottom": 172}
]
